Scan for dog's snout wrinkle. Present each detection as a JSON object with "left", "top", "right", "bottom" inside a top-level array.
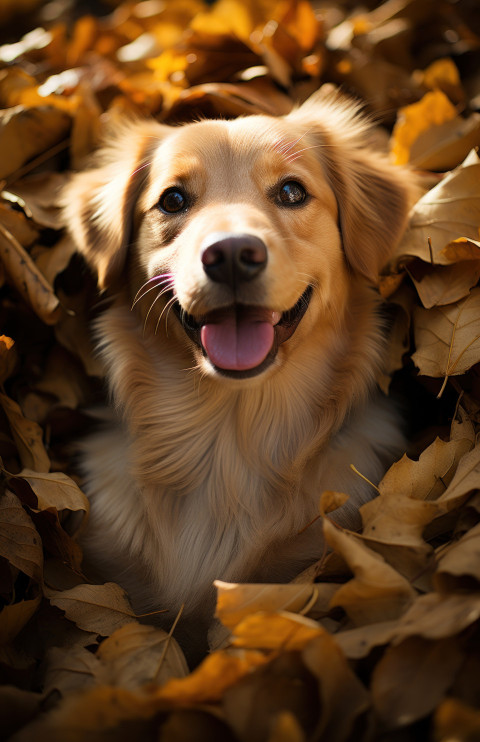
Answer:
[{"left": 201, "top": 232, "right": 267, "bottom": 288}]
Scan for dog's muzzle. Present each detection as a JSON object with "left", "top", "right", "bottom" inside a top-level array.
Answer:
[{"left": 168, "top": 232, "right": 313, "bottom": 378}]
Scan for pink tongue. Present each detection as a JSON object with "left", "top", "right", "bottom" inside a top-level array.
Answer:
[{"left": 201, "top": 313, "right": 275, "bottom": 371}]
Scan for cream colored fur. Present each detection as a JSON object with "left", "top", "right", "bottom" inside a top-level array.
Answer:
[{"left": 64, "top": 89, "right": 414, "bottom": 659}]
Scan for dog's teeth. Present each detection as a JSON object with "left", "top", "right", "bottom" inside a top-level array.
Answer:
[{"left": 272, "top": 311, "right": 282, "bottom": 325}]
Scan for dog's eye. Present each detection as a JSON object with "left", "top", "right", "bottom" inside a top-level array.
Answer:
[
  {"left": 278, "top": 181, "right": 307, "bottom": 206},
  {"left": 158, "top": 188, "right": 187, "bottom": 214}
]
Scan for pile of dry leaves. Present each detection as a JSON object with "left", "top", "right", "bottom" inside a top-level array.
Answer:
[{"left": 0, "top": 0, "right": 480, "bottom": 740}]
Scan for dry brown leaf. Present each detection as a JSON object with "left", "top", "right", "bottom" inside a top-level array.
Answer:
[
  {"left": 436, "top": 443, "right": 480, "bottom": 511},
  {"left": 215, "top": 580, "right": 338, "bottom": 629},
  {"left": 333, "top": 619, "right": 400, "bottom": 660},
  {"left": 0, "top": 105, "right": 71, "bottom": 180},
  {"left": 412, "top": 288, "right": 480, "bottom": 390},
  {"left": 355, "top": 430, "right": 476, "bottom": 577},
  {"left": 0, "top": 393, "right": 50, "bottom": 472},
  {"left": 302, "top": 632, "right": 370, "bottom": 742},
  {"left": 369, "top": 432, "right": 470, "bottom": 502},
  {"left": 0, "top": 222, "right": 62, "bottom": 325},
  {"left": 0, "top": 489, "right": 43, "bottom": 582},
  {"left": 392, "top": 149, "right": 480, "bottom": 269},
  {"left": 0, "top": 594, "right": 41, "bottom": 645},
  {"left": 435, "top": 521, "right": 480, "bottom": 590},
  {"left": 47, "top": 583, "right": 138, "bottom": 636},
  {"left": 409, "top": 259, "right": 480, "bottom": 309},
  {"left": 0, "top": 200, "right": 38, "bottom": 246},
  {"left": 222, "top": 651, "right": 319, "bottom": 742},
  {"left": 15, "top": 469, "right": 89, "bottom": 519},
  {"left": 5, "top": 173, "right": 69, "bottom": 229},
  {"left": 335, "top": 590, "right": 480, "bottom": 661},
  {"left": 43, "top": 644, "right": 98, "bottom": 697},
  {"left": 371, "top": 636, "right": 465, "bottom": 728},
  {"left": 324, "top": 518, "right": 416, "bottom": 625},
  {"left": 396, "top": 592, "right": 480, "bottom": 642},
  {"left": 409, "top": 114, "right": 480, "bottom": 172},
  {"left": 45, "top": 623, "right": 188, "bottom": 697},
  {"left": 97, "top": 622, "right": 188, "bottom": 687},
  {"left": 359, "top": 493, "right": 436, "bottom": 581}
]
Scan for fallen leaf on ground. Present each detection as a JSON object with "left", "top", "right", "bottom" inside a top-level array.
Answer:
[
  {"left": 47, "top": 582, "right": 138, "bottom": 635},
  {"left": 324, "top": 518, "right": 416, "bottom": 625}
]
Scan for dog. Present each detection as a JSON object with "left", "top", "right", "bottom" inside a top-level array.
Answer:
[{"left": 64, "top": 88, "right": 413, "bottom": 660}]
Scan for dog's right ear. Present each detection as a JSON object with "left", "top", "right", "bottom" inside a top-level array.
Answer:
[{"left": 63, "top": 120, "right": 168, "bottom": 290}]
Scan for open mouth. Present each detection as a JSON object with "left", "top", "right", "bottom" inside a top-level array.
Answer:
[{"left": 172, "top": 285, "right": 313, "bottom": 378}]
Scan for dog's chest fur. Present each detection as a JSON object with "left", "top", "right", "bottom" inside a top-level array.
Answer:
[{"left": 81, "top": 302, "right": 404, "bottom": 627}]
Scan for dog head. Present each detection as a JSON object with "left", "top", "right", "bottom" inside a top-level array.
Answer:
[{"left": 64, "top": 89, "right": 413, "bottom": 381}]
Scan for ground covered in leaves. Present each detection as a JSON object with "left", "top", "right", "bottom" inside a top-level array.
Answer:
[{"left": 0, "top": 0, "right": 480, "bottom": 740}]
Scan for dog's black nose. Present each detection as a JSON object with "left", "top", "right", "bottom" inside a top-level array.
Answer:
[{"left": 201, "top": 233, "right": 267, "bottom": 287}]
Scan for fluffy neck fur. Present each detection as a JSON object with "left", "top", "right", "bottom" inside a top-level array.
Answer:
[{"left": 81, "top": 279, "right": 394, "bottom": 623}]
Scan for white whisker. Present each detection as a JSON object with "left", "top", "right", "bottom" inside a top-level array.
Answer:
[
  {"left": 155, "top": 295, "right": 177, "bottom": 335},
  {"left": 132, "top": 274, "right": 173, "bottom": 308}
]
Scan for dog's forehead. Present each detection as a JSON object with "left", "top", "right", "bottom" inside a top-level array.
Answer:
[{"left": 150, "top": 116, "right": 317, "bottom": 177}]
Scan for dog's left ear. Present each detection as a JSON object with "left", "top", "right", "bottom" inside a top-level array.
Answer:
[
  {"left": 63, "top": 120, "right": 169, "bottom": 290},
  {"left": 287, "top": 89, "right": 415, "bottom": 283}
]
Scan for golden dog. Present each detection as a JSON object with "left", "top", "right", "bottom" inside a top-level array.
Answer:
[{"left": 65, "top": 89, "right": 412, "bottom": 658}]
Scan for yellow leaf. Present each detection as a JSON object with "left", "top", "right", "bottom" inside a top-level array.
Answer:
[
  {"left": 390, "top": 90, "right": 457, "bottom": 165},
  {"left": 420, "top": 58, "right": 461, "bottom": 90},
  {"left": 441, "top": 236, "right": 480, "bottom": 262},
  {"left": 231, "top": 611, "right": 323, "bottom": 651},
  {"left": 155, "top": 648, "right": 267, "bottom": 704}
]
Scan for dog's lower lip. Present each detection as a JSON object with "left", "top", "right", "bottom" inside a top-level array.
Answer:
[{"left": 172, "top": 286, "right": 313, "bottom": 376}]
